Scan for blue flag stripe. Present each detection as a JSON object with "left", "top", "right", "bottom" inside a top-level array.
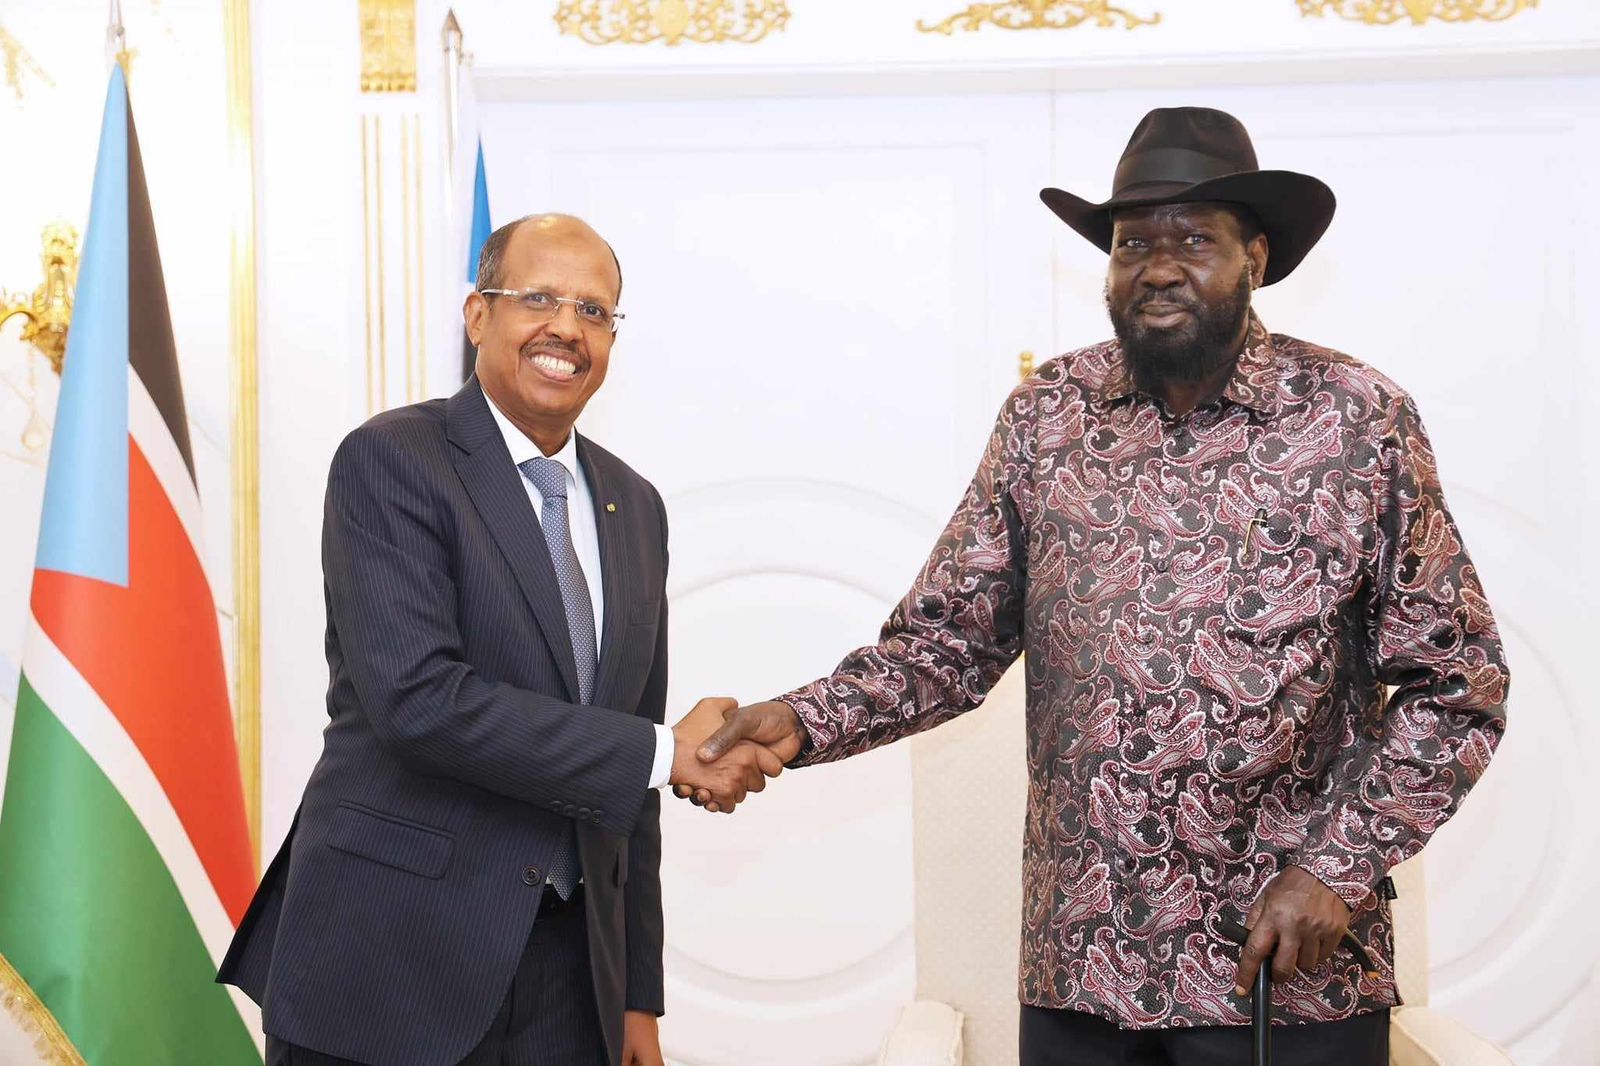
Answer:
[
  {"left": 466, "top": 140, "right": 491, "bottom": 285},
  {"left": 36, "top": 66, "right": 131, "bottom": 587}
]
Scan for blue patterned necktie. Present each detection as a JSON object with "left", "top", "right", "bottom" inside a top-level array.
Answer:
[{"left": 517, "top": 455, "right": 595, "bottom": 899}]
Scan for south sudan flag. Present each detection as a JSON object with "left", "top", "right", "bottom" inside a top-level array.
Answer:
[{"left": 0, "top": 66, "right": 261, "bottom": 1064}]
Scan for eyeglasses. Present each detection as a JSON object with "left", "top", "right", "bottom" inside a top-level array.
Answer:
[{"left": 478, "top": 288, "right": 625, "bottom": 334}]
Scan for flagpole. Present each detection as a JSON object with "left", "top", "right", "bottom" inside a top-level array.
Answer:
[{"left": 442, "top": 10, "right": 464, "bottom": 178}]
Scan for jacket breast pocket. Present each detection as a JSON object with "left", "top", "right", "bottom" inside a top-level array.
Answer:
[{"left": 326, "top": 800, "right": 454, "bottom": 879}]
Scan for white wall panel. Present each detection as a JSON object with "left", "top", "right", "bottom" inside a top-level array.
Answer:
[{"left": 480, "top": 90, "right": 1053, "bottom": 1065}]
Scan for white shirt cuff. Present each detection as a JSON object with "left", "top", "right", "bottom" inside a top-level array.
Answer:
[{"left": 649, "top": 723, "right": 675, "bottom": 790}]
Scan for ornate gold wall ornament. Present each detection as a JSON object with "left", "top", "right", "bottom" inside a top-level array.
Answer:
[
  {"left": 917, "top": 0, "right": 1160, "bottom": 34},
  {"left": 1297, "top": 0, "right": 1536, "bottom": 23},
  {"left": 1, "top": 223, "right": 78, "bottom": 377},
  {"left": 554, "top": 0, "right": 791, "bottom": 46},
  {"left": 360, "top": 0, "right": 418, "bottom": 92},
  {"left": 0, "top": 24, "right": 54, "bottom": 102}
]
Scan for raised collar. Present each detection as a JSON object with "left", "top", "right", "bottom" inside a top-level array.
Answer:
[{"left": 1098, "top": 313, "right": 1280, "bottom": 417}]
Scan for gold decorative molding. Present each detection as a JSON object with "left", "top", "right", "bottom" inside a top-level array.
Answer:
[
  {"left": 360, "top": 115, "right": 390, "bottom": 414},
  {"left": 0, "top": 24, "right": 54, "bottom": 102},
  {"left": 555, "top": 0, "right": 791, "bottom": 46},
  {"left": 401, "top": 113, "right": 426, "bottom": 404},
  {"left": 1, "top": 223, "right": 77, "bottom": 376},
  {"left": 359, "top": 0, "right": 417, "bottom": 92},
  {"left": 1018, "top": 350, "right": 1035, "bottom": 382},
  {"left": 917, "top": 0, "right": 1160, "bottom": 34},
  {"left": 1297, "top": 0, "right": 1536, "bottom": 23},
  {"left": 224, "top": 0, "right": 262, "bottom": 866}
]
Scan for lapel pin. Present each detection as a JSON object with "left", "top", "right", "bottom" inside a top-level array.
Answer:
[{"left": 606, "top": 503, "right": 617, "bottom": 513}]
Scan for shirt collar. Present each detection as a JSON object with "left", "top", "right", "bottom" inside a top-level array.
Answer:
[
  {"left": 483, "top": 387, "right": 582, "bottom": 484},
  {"left": 1098, "top": 313, "right": 1281, "bottom": 417}
]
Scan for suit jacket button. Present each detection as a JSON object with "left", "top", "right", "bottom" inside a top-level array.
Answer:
[
  {"left": 577, "top": 807, "right": 591, "bottom": 818},
  {"left": 591, "top": 810, "right": 603, "bottom": 824},
  {"left": 549, "top": 800, "right": 563, "bottom": 811},
  {"left": 523, "top": 866, "right": 541, "bottom": 886}
]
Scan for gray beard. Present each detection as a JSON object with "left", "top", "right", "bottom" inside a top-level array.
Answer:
[{"left": 1107, "top": 269, "right": 1253, "bottom": 389}]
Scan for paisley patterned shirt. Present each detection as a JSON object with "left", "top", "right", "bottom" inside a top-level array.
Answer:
[{"left": 780, "top": 316, "right": 1508, "bottom": 1028}]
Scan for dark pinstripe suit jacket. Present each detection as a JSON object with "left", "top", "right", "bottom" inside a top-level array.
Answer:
[{"left": 219, "top": 378, "right": 668, "bottom": 1066}]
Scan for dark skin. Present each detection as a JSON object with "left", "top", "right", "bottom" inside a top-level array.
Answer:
[
  {"left": 1107, "top": 201, "right": 1267, "bottom": 416},
  {"left": 682, "top": 201, "right": 1351, "bottom": 997}
]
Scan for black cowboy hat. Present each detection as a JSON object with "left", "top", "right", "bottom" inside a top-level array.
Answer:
[{"left": 1040, "top": 107, "right": 1336, "bottom": 286}]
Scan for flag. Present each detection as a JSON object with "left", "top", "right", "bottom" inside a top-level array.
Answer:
[
  {"left": 0, "top": 66, "right": 261, "bottom": 1064},
  {"left": 461, "top": 141, "right": 492, "bottom": 381}
]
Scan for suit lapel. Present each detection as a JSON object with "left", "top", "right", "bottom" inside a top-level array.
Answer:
[
  {"left": 578, "top": 435, "right": 634, "bottom": 711},
  {"left": 447, "top": 379, "right": 582, "bottom": 703}
]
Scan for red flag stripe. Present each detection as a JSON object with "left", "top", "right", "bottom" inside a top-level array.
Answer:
[{"left": 31, "top": 438, "right": 255, "bottom": 923}]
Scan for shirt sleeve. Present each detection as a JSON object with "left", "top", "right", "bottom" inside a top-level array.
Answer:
[
  {"left": 648, "top": 723, "right": 674, "bottom": 790},
  {"left": 1292, "top": 395, "right": 1510, "bottom": 908},
  {"left": 778, "top": 382, "right": 1035, "bottom": 766}
]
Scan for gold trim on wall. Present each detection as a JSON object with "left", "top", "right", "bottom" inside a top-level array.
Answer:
[
  {"left": 359, "top": 0, "right": 418, "bottom": 92},
  {"left": 361, "top": 116, "right": 378, "bottom": 414},
  {"left": 917, "top": 0, "right": 1160, "bottom": 34},
  {"left": 360, "top": 115, "right": 390, "bottom": 415},
  {"left": 554, "top": 0, "right": 791, "bottom": 46},
  {"left": 400, "top": 118, "right": 415, "bottom": 405},
  {"left": 410, "top": 113, "right": 426, "bottom": 403},
  {"left": 1297, "top": 0, "right": 1536, "bottom": 23},
  {"left": 223, "top": 0, "right": 262, "bottom": 867},
  {"left": 397, "top": 113, "right": 426, "bottom": 405}
]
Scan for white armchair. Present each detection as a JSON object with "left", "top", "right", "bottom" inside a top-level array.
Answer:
[{"left": 877, "top": 664, "right": 1512, "bottom": 1066}]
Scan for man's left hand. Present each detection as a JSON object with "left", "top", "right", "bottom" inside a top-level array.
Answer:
[
  {"left": 622, "top": 1010, "right": 664, "bottom": 1066},
  {"left": 1232, "top": 865, "right": 1352, "bottom": 997}
]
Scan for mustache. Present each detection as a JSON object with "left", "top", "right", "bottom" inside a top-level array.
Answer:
[
  {"left": 1131, "top": 289, "right": 1197, "bottom": 312},
  {"left": 520, "top": 339, "right": 583, "bottom": 362}
]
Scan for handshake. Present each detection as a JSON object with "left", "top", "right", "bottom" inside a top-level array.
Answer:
[{"left": 667, "top": 698, "right": 806, "bottom": 813}]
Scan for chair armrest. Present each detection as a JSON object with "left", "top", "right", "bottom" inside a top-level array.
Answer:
[
  {"left": 1391, "top": 1006, "right": 1514, "bottom": 1066},
  {"left": 877, "top": 1000, "right": 964, "bottom": 1066}
]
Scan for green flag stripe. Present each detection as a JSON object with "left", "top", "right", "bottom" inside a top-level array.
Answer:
[{"left": 0, "top": 677, "right": 259, "bottom": 1065}]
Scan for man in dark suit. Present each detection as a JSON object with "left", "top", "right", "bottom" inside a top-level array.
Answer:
[{"left": 220, "top": 214, "right": 780, "bottom": 1066}]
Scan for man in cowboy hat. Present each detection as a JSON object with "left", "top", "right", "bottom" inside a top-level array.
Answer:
[{"left": 685, "top": 107, "right": 1509, "bottom": 1064}]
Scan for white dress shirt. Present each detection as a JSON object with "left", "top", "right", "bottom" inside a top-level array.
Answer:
[{"left": 484, "top": 392, "right": 674, "bottom": 790}]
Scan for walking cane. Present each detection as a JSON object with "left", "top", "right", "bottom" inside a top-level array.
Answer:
[
  {"left": 1218, "top": 916, "right": 1273, "bottom": 1066},
  {"left": 1217, "top": 915, "right": 1378, "bottom": 1066}
]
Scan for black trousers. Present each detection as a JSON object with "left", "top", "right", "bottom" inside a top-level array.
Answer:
[
  {"left": 266, "top": 885, "right": 608, "bottom": 1066},
  {"left": 1020, "top": 1004, "right": 1389, "bottom": 1066}
]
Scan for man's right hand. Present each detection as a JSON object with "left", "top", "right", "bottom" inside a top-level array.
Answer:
[
  {"left": 669, "top": 698, "right": 786, "bottom": 814},
  {"left": 673, "top": 701, "right": 806, "bottom": 811}
]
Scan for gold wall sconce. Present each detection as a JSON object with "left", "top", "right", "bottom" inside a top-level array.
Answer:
[
  {"left": 554, "top": 0, "right": 791, "bottom": 46},
  {"left": 917, "top": 0, "right": 1160, "bottom": 35},
  {"left": 1, "top": 222, "right": 78, "bottom": 376},
  {"left": 1297, "top": 0, "right": 1537, "bottom": 24}
]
